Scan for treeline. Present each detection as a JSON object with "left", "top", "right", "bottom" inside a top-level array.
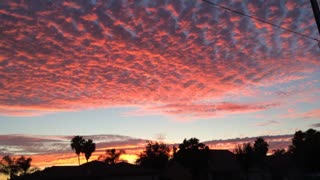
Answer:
[
  {"left": 70, "top": 128, "right": 320, "bottom": 179},
  {"left": 1, "top": 128, "right": 319, "bottom": 180}
]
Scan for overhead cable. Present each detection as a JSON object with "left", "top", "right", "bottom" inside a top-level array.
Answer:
[{"left": 202, "top": 0, "right": 320, "bottom": 43}]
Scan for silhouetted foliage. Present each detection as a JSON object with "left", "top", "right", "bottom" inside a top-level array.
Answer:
[
  {"left": 272, "top": 148, "right": 286, "bottom": 157},
  {"left": 0, "top": 155, "right": 19, "bottom": 179},
  {"left": 289, "top": 128, "right": 320, "bottom": 172},
  {"left": 173, "top": 138, "right": 209, "bottom": 180},
  {"left": 70, "top": 136, "right": 85, "bottom": 165},
  {"left": 98, "top": 148, "right": 125, "bottom": 164},
  {"left": 136, "top": 141, "right": 170, "bottom": 170},
  {"left": 178, "top": 138, "right": 207, "bottom": 151},
  {"left": 82, "top": 139, "right": 96, "bottom": 163},
  {"left": 70, "top": 136, "right": 96, "bottom": 164},
  {"left": 0, "top": 155, "right": 35, "bottom": 179},
  {"left": 234, "top": 137, "right": 269, "bottom": 177},
  {"left": 253, "top": 137, "right": 269, "bottom": 162},
  {"left": 234, "top": 143, "right": 255, "bottom": 173},
  {"left": 15, "top": 156, "right": 32, "bottom": 176}
]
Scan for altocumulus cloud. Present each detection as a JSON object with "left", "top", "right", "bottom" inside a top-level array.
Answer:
[{"left": 0, "top": 0, "right": 319, "bottom": 119}]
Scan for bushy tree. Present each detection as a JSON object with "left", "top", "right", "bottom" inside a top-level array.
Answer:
[
  {"left": 0, "top": 155, "right": 34, "bottom": 179},
  {"left": 136, "top": 141, "right": 170, "bottom": 170},
  {"left": 234, "top": 143, "right": 255, "bottom": 173},
  {"left": 289, "top": 128, "right": 320, "bottom": 171},
  {"left": 99, "top": 149, "right": 125, "bottom": 164},
  {"left": 178, "top": 138, "right": 207, "bottom": 151},
  {"left": 0, "top": 155, "right": 19, "bottom": 179},
  {"left": 234, "top": 137, "right": 269, "bottom": 175},
  {"left": 253, "top": 137, "right": 269, "bottom": 162},
  {"left": 173, "top": 138, "right": 209, "bottom": 180},
  {"left": 272, "top": 148, "right": 286, "bottom": 157},
  {"left": 16, "top": 156, "right": 32, "bottom": 175}
]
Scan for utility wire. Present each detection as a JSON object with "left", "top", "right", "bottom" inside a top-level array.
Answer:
[{"left": 202, "top": 0, "right": 320, "bottom": 43}]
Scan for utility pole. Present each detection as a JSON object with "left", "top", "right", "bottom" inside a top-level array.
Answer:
[{"left": 310, "top": 0, "right": 320, "bottom": 35}]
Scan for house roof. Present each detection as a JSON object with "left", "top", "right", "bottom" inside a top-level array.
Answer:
[
  {"left": 17, "top": 161, "right": 158, "bottom": 180},
  {"left": 266, "top": 154, "right": 295, "bottom": 172},
  {"left": 208, "top": 150, "right": 241, "bottom": 172},
  {"left": 163, "top": 162, "right": 192, "bottom": 180}
]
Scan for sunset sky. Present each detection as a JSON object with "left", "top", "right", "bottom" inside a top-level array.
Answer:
[{"left": 0, "top": 0, "right": 320, "bottom": 169}]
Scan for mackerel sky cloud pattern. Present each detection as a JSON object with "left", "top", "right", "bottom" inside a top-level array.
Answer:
[{"left": 0, "top": 0, "right": 320, "bottom": 119}]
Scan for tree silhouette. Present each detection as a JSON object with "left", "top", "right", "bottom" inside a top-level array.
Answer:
[
  {"left": 71, "top": 136, "right": 85, "bottom": 165},
  {"left": 234, "top": 143, "right": 254, "bottom": 177},
  {"left": 136, "top": 141, "right": 170, "bottom": 170},
  {"left": 0, "top": 155, "right": 34, "bottom": 179},
  {"left": 16, "top": 156, "right": 32, "bottom": 176},
  {"left": 173, "top": 138, "right": 209, "bottom": 180},
  {"left": 99, "top": 149, "right": 125, "bottom": 164},
  {"left": 272, "top": 148, "right": 286, "bottom": 157},
  {"left": 82, "top": 139, "right": 96, "bottom": 163},
  {"left": 289, "top": 128, "right": 320, "bottom": 172},
  {"left": 234, "top": 137, "right": 269, "bottom": 179},
  {"left": 178, "top": 138, "right": 207, "bottom": 151},
  {"left": 253, "top": 137, "right": 269, "bottom": 163},
  {"left": 0, "top": 155, "right": 19, "bottom": 179}
]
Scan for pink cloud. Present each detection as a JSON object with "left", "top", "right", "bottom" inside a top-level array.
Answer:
[
  {"left": 301, "top": 109, "right": 320, "bottom": 119},
  {"left": 81, "top": 13, "right": 98, "bottom": 22},
  {"left": 254, "top": 120, "right": 279, "bottom": 127},
  {"left": 127, "top": 102, "right": 279, "bottom": 120},
  {"left": 0, "top": 0, "right": 319, "bottom": 119},
  {"left": 281, "top": 108, "right": 320, "bottom": 120},
  {"left": 63, "top": 1, "right": 81, "bottom": 9},
  {"left": 285, "top": 1, "right": 296, "bottom": 11}
]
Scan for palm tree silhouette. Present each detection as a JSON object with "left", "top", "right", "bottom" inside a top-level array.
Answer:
[
  {"left": 71, "top": 136, "right": 85, "bottom": 165},
  {"left": 82, "top": 139, "right": 96, "bottom": 163}
]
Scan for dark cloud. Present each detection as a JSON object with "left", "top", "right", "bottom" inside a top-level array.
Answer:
[
  {"left": 204, "top": 134, "right": 293, "bottom": 151},
  {"left": 0, "top": 134, "right": 146, "bottom": 156},
  {"left": 311, "top": 123, "right": 320, "bottom": 128}
]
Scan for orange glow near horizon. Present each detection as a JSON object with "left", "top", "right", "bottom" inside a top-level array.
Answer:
[
  {"left": 26, "top": 152, "right": 139, "bottom": 169},
  {"left": 27, "top": 150, "right": 141, "bottom": 169},
  {"left": 7, "top": 136, "right": 291, "bottom": 169}
]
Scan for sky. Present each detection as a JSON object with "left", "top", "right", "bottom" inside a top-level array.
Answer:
[{"left": 0, "top": 0, "right": 320, "bottom": 169}]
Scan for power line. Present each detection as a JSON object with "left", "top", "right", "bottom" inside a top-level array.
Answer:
[{"left": 202, "top": 0, "right": 320, "bottom": 43}]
